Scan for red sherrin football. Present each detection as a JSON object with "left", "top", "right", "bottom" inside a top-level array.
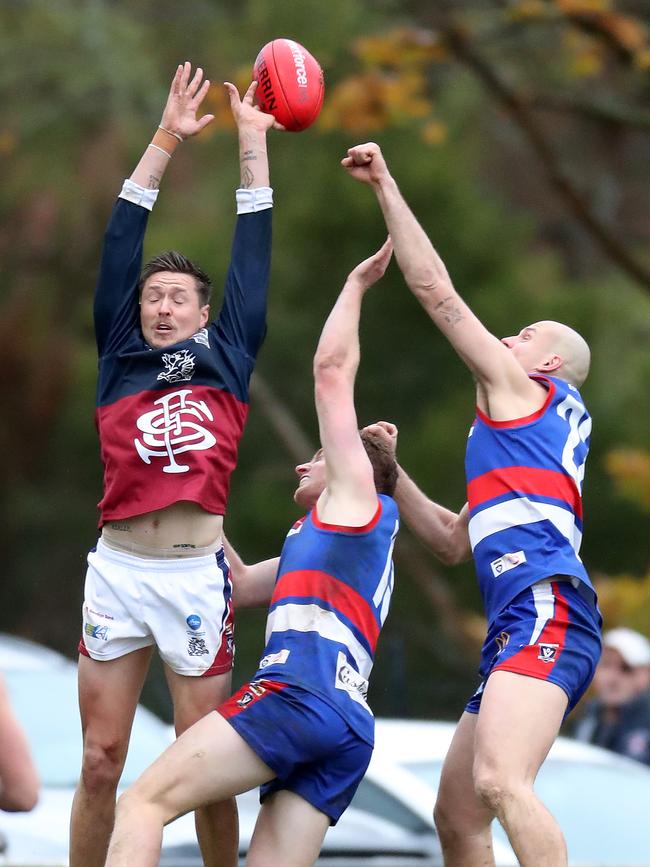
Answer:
[{"left": 253, "top": 39, "right": 324, "bottom": 132}]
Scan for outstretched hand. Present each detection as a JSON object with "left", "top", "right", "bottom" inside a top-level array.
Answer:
[
  {"left": 160, "top": 62, "right": 215, "bottom": 140},
  {"left": 347, "top": 237, "right": 393, "bottom": 292},
  {"left": 341, "top": 142, "right": 391, "bottom": 186},
  {"left": 224, "top": 81, "right": 285, "bottom": 133},
  {"left": 362, "top": 421, "right": 398, "bottom": 456}
]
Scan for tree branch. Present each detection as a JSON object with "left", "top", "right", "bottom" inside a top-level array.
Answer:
[
  {"left": 442, "top": 25, "right": 650, "bottom": 292},
  {"left": 249, "top": 372, "right": 315, "bottom": 463},
  {"left": 529, "top": 93, "right": 650, "bottom": 131}
]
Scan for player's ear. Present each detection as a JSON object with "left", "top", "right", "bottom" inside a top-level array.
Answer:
[
  {"left": 200, "top": 305, "right": 210, "bottom": 327},
  {"left": 541, "top": 353, "right": 562, "bottom": 373}
]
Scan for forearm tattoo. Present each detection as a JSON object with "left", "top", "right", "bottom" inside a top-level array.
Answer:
[
  {"left": 241, "top": 164, "right": 255, "bottom": 189},
  {"left": 240, "top": 149, "right": 257, "bottom": 188},
  {"left": 109, "top": 522, "right": 131, "bottom": 532},
  {"left": 147, "top": 173, "right": 161, "bottom": 190},
  {"left": 434, "top": 295, "right": 464, "bottom": 326}
]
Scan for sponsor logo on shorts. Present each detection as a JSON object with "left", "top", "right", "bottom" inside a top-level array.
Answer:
[
  {"left": 259, "top": 649, "right": 290, "bottom": 669},
  {"left": 84, "top": 623, "right": 109, "bottom": 641},
  {"left": 236, "top": 682, "right": 267, "bottom": 708},
  {"left": 491, "top": 550, "right": 526, "bottom": 578},
  {"left": 225, "top": 626, "right": 235, "bottom": 657},
  {"left": 88, "top": 608, "right": 114, "bottom": 621},
  {"left": 186, "top": 614, "right": 202, "bottom": 631},
  {"left": 249, "top": 681, "right": 266, "bottom": 697},
  {"left": 537, "top": 642, "right": 559, "bottom": 663},
  {"left": 187, "top": 636, "right": 209, "bottom": 657},
  {"left": 495, "top": 631, "right": 510, "bottom": 653}
]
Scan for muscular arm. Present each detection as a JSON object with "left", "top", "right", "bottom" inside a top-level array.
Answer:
[
  {"left": 362, "top": 421, "right": 471, "bottom": 565},
  {"left": 342, "top": 144, "right": 544, "bottom": 418},
  {"left": 395, "top": 466, "right": 471, "bottom": 565},
  {"left": 313, "top": 240, "right": 393, "bottom": 526},
  {"left": 224, "top": 535, "right": 279, "bottom": 609}
]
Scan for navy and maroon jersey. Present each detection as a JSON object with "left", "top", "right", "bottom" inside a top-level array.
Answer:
[
  {"left": 93, "top": 191, "right": 271, "bottom": 525},
  {"left": 465, "top": 374, "right": 595, "bottom": 624},
  {"left": 253, "top": 495, "right": 399, "bottom": 745}
]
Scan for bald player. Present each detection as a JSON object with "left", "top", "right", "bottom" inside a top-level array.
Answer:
[{"left": 343, "top": 142, "right": 601, "bottom": 867}]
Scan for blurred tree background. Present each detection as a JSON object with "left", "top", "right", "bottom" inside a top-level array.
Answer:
[{"left": 0, "top": 0, "right": 648, "bottom": 723}]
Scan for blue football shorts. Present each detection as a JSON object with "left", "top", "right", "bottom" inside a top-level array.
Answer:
[
  {"left": 219, "top": 679, "right": 373, "bottom": 823},
  {"left": 466, "top": 577, "right": 602, "bottom": 715}
]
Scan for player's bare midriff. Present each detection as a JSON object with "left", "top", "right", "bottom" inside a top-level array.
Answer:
[{"left": 102, "top": 500, "right": 223, "bottom": 557}]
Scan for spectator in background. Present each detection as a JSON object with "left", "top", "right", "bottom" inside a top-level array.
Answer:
[
  {"left": 0, "top": 674, "right": 39, "bottom": 812},
  {"left": 573, "top": 627, "right": 650, "bottom": 765}
]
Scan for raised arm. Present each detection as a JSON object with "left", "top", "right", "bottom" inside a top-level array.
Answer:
[
  {"left": 223, "top": 535, "right": 279, "bottom": 609},
  {"left": 224, "top": 79, "right": 282, "bottom": 190},
  {"left": 363, "top": 422, "right": 471, "bottom": 565},
  {"left": 342, "top": 143, "right": 544, "bottom": 418},
  {"left": 129, "top": 62, "right": 215, "bottom": 191},
  {"left": 213, "top": 81, "right": 281, "bottom": 360},
  {"left": 313, "top": 239, "right": 393, "bottom": 526},
  {"left": 94, "top": 63, "right": 215, "bottom": 355}
]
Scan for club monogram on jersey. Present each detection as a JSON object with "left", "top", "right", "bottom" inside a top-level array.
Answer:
[{"left": 134, "top": 388, "right": 217, "bottom": 474}]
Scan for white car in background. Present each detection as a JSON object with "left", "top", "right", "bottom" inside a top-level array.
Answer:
[
  {"left": 368, "top": 718, "right": 650, "bottom": 867},
  {"left": 0, "top": 632, "right": 202, "bottom": 865},
  {"left": 0, "top": 634, "right": 440, "bottom": 866}
]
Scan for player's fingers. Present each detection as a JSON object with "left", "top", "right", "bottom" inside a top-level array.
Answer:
[
  {"left": 196, "top": 113, "right": 215, "bottom": 132},
  {"left": 223, "top": 82, "right": 239, "bottom": 107},
  {"left": 370, "top": 421, "right": 398, "bottom": 437},
  {"left": 352, "top": 150, "right": 372, "bottom": 166},
  {"left": 170, "top": 64, "right": 183, "bottom": 95},
  {"left": 179, "top": 61, "right": 191, "bottom": 91},
  {"left": 187, "top": 66, "right": 204, "bottom": 97},
  {"left": 243, "top": 80, "right": 258, "bottom": 103},
  {"left": 194, "top": 79, "right": 211, "bottom": 106}
]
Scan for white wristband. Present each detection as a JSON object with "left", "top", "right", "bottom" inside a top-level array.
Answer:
[
  {"left": 236, "top": 187, "right": 274, "bottom": 214},
  {"left": 118, "top": 179, "right": 160, "bottom": 211}
]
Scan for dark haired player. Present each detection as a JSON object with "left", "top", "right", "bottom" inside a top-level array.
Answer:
[
  {"left": 105, "top": 240, "right": 399, "bottom": 867},
  {"left": 344, "top": 142, "right": 602, "bottom": 867},
  {"left": 70, "top": 64, "right": 280, "bottom": 867}
]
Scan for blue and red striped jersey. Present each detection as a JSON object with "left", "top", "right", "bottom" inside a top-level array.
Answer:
[
  {"left": 465, "top": 374, "right": 594, "bottom": 624},
  {"left": 253, "top": 495, "right": 399, "bottom": 744},
  {"left": 93, "top": 197, "right": 272, "bottom": 525}
]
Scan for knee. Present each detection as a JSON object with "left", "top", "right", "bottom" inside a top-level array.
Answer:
[
  {"left": 114, "top": 786, "right": 144, "bottom": 823},
  {"left": 473, "top": 763, "right": 520, "bottom": 815},
  {"left": 80, "top": 736, "right": 127, "bottom": 794},
  {"left": 433, "top": 786, "right": 490, "bottom": 842},
  {"left": 433, "top": 794, "right": 455, "bottom": 837}
]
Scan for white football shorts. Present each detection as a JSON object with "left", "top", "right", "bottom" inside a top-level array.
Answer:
[{"left": 79, "top": 537, "right": 234, "bottom": 676}]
